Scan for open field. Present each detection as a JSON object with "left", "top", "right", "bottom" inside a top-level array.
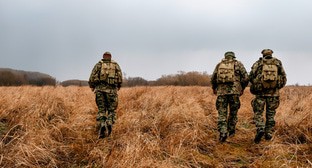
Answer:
[{"left": 0, "top": 86, "right": 311, "bottom": 167}]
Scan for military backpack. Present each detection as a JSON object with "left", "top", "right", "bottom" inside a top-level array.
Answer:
[
  {"left": 100, "top": 60, "right": 121, "bottom": 85},
  {"left": 217, "top": 59, "right": 235, "bottom": 83},
  {"left": 261, "top": 58, "right": 278, "bottom": 89}
]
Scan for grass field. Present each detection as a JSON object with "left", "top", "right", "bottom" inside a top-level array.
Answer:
[{"left": 0, "top": 86, "right": 311, "bottom": 167}]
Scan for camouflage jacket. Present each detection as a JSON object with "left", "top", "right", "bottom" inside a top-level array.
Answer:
[
  {"left": 88, "top": 59, "right": 123, "bottom": 92},
  {"left": 211, "top": 58, "right": 249, "bottom": 96},
  {"left": 249, "top": 57, "right": 287, "bottom": 96}
]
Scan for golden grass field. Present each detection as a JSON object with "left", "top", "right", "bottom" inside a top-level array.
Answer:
[{"left": 0, "top": 86, "right": 311, "bottom": 167}]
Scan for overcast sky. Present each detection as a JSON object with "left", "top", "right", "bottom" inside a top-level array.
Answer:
[{"left": 1, "top": 0, "right": 311, "bottom": 85}]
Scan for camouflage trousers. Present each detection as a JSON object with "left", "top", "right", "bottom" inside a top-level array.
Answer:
[
  {"left": 95, "top": 90, "right": 118, "bottom": 126},
  {"left": 252, "top": 96, "right": 280, "bottom": 134},
  {"left": 216, "top": 95, "right": 241, "bottom": 134}
]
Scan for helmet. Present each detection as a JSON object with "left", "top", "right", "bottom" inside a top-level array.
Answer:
[
  {"left": 224, "top": 51, "right": 236, "bottom": 58},
  {"left": 261, "top": 49, "right": 273, "bottom": 56},
  {"left": 103, "top": 51, "right": 111, "bottom": 56}
]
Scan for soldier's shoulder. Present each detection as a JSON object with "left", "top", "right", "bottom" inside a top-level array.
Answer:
[
  {"left": 254, "top": 58, "right": 263, "bottom": 64},
  {"left": 273, "top": 57, "right": 282, "bottom": 62},
  {"left": 232, "top": 60, "right": 242, "bottom": 69},
  {"left": 111, "top": 60, "right": 120, "bottom": 65},
  {"left": 251, "top": 58, "right": 261, "bottom": 69},
  {"left": 214, "top": 62, "right": 222, "bottom": 69},
  {"left": 272, "top": 57, "right": 283, "bottom": 66},
  {"left": 96, "top": 61, "right": 103, "bottom": 67},
  {"left": 234, "top": 59, "right": 244, "bottom": 65}
]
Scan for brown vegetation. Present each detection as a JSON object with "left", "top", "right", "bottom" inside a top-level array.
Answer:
[{"left": 0, "top": 86, "right": 311, "bottom": 167}]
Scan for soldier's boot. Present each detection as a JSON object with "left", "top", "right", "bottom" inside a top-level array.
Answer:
[
  {"left": 254, "top": 129, "right": 264, "bottom": 144},
  {"left": 219, "top": 133, "right": 227, "bottom": 143},
  {"left": 106, "top": 120, "right": 113, "bottom": 137},
  {"left": 265, "top": 127, "right": 273, "bottom": 140},
  {"left": 228, "top": 123, "right": 236, "bottom": 137},
  {"left": 98, "top": 122, "right": 106, "bottom": 139},
  {"left": 107, "top": 125, "right": 112, "bottom": 137},
  {"left": 265, "top": 132, "right": 273, "bottom": 140},
  {"left": 229, "top": 130, "right": 235, "bottom": 137}
]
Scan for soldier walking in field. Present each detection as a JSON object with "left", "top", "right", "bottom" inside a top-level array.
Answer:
[
  {"left": 249, "top": 49, "right": 287, "bottom": 144},
  {"left": 211, "top": 51, "right": 249, "bottom": 143},
  {"left": 89, "top": 51, "right": 123, "bottom": 139}
]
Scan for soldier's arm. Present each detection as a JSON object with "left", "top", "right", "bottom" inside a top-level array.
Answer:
[
  {"left": 88, "top": 62, "right": 101, "bottom": 89},
  {"left": 115, "top": 63, "right": 123, "bottom": 89},
  {"left": 249, "top": 61, "right": 260, "bottom": 84},
  {"left": 277, "top": 60, "right": 287, "bottom": 88},
  {"left": 210, "top": 64, "right": 219, "bottom": 92},
  {"left": 237, "top": 61, "right": 249, "bottom": 90}
]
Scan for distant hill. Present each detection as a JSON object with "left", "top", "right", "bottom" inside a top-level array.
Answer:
[{"left": 0, "top": 68, "right": 56, "bottom": 86}]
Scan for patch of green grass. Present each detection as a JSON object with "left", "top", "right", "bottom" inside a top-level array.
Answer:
[
  {"left": 240, "top": 121, "right": 253, "bottom": 129},
  {"left": 0, "top": 121, "right": 7, "bottom": 136}
]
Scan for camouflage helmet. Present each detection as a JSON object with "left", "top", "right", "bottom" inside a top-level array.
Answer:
[
  {"left": 224, "top": 51, "right": 236, "bottom": 58},
  {"left": 261, "top": 49, "right": 273, "bottom": 56}
]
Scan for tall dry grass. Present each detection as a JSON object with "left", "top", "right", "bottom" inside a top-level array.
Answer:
[{"left": 0, "top": 86, "right": 311, "bottom": 167}]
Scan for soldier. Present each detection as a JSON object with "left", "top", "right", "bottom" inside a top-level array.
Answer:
[
  {"left": 89, "top": 51, "right": 123, "bottom": 139},
  {"left": 211, "top": 51, "right": 249, "bottom": 143},
  {"left": 249, "top": 49, "right": 287, "bottom": 144}
]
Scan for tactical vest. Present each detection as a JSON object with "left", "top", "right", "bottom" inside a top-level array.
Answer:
[
  {"left": 217, "top": 59, "right": 235, "bottom": 83},
  {"left": 261, "top": 58, "right": 278, "bottom": 89},
  {"left": 100, "top": 60, "right": 121, "bottom": 85}
]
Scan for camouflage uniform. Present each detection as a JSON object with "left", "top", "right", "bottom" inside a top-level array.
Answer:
[
  {"left": 89, "top": 52, "right": 123, "bottom": 138},
  {"left": 249, "top": 49, "right": 287, "bottom": 143},
  {"left": 211, "top": 51, "right": 249, "bottom": 142}
]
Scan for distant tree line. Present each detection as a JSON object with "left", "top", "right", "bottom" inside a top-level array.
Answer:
[
  {"left": 122, "top": 71, "right": 211, "bottom": 87},
  {"left": 0, "top": 68, "right": 211, "bottom": 87},
  {"left": 0, "top": 68, "right": 56, "bottom": 86},
  {"left": 60, "top": 80, "right": 89, "bottom": 87},
  {"left": 61, "top": 71, "right": 211, "bottom": 87}
]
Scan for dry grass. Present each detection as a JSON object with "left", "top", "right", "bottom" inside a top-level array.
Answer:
[{"left": 0, "top": 86, "right": 311, "bottom": 167}]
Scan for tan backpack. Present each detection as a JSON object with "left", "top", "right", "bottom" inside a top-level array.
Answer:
[
  {"left": 217, "top": 59, "right": 235, "bottom": 83},
  {"left": 100, "top": 60, "right": 121, "bottom": 85},
  {"left": 261, "top": 58, "right": 278, "bottom": 89}
]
